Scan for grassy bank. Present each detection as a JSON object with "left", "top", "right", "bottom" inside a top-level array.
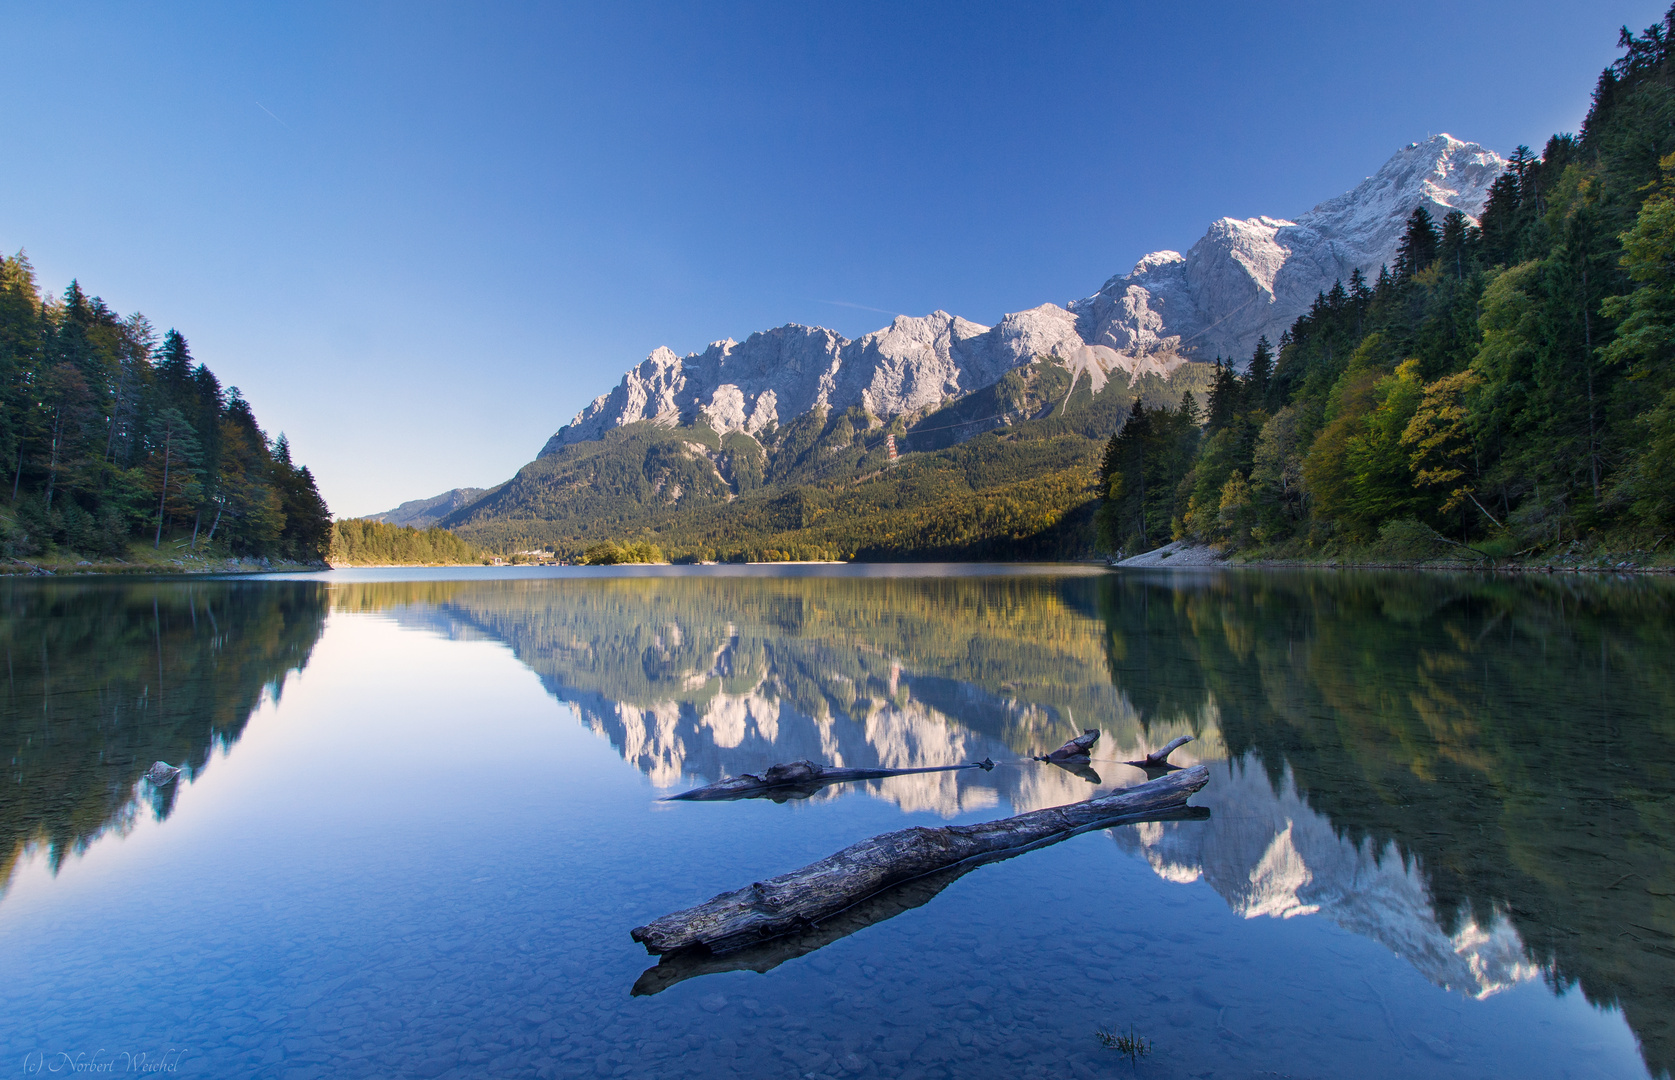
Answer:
[{"left": 2, "top": 541, "right": 326, "bottom": 576}]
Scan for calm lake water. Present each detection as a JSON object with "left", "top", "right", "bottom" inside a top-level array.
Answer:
[{"left": 2, "top": 565, "right": 1672, "bottom": 1080}]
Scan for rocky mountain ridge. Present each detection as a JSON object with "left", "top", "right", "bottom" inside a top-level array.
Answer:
[
  {"left": 367, "top": 487, "right": 489, "bottom": 528},
  {"left": 544, "top": 135, "right": 1504, "bottom": 457},
  {"left": 1072, "top": 135, "right": 1506, "bottom": 364}
]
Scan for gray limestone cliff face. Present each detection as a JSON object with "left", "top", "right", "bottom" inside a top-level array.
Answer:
[
  {"left": 540, "top": 306, "right": 1142, "bottom": 455},
  {"left": 542, "top": 135, "right": 1508, "bottom": 457}
]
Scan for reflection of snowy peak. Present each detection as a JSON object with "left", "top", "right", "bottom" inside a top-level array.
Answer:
[
  {"left": 1113, "top": 758, "right": 1539, "bottom": 999},
  {"left": 388, "top": 595, "right": 1540, "bottom": 1005},
  {"left": 543, "top": 136, "right": 1506, "bottom": 452},
  {"left": 379, "top": 601, "right": 1210, "bottom": 817},
  {"left": 1070, "top": 135, "right": 1505, "bottom": 368}
]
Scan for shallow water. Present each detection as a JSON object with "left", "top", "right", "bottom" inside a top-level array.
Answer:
[{"left": 2, "top": 566, "right": 1671, "bottom": 1079}]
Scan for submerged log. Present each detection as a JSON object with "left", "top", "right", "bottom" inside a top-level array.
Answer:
[
  {"left": 664, "top": 758, "right": 994, "bottom": 802},
  {"left": 1036, "top": 729, "right": 1099, "bottom": 762},
  {"left": 1125, "top": 735, "right": 1195, "bottom": 769},
  {"left": 632, "top": 802, "right": 1211, "bottom": 994},
  {"left": 631, "top": 764, "right": 1209, "bottom": 956}
]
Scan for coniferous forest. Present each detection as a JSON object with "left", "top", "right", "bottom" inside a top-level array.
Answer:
[
  {"left": 0, "top": 254, "right": 331, "bottom": 565},
  {"left": 1097, "top": 11, "right": 1675, "bottom": 563},
  {"left": 327, "top": 518, "right": 483, "bottom": 566}
]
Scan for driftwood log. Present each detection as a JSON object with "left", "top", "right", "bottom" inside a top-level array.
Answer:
[
  {"left": 1124, "top": 735, "right": 1195, "bottom": 770},
  {"left": 631, "top": 764, "right": 1209, "bottom": 956},
  {"left": 1036, "top": 729, "right": 1099, "bottom": 762},
  {"left": 632, "top": 802, "right": 1210, "bottom": 994},
  {"left": 665, "top": 758, "right": 995, "bottom": 802}
]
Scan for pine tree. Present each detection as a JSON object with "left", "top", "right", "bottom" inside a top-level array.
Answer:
[
  {"left": 147, "top": 407, "right": 202, "bottom": 547},
  {"left": 1205, "top": 360, "right": 1239, "bottom": 433},
  {"left": 1478, "top": 172, "right": 1525, "bottom": 265},
  {"left": 1245, "top": 337, "right": 1273, "bottom": 408},
  {"left": 155, "top": 330, "right": 194, "bottom": 405},
  {"left": 1396, "top": 207, "right": 1441, "bottom": 277},
  {"left": 1439, "top": 210, "right": 1471, "bottom": 279},
  {"left": 1177, "top": 390, "right": 1200, "bottom": 426}
]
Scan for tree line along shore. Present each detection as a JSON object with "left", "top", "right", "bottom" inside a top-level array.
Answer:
[{"left": 0, "top": 253, "right": 331, "bottom": 572}]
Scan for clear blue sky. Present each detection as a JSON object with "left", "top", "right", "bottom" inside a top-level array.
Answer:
[{"left": 2, "top": 1, "right": 1666, "bottom": 516}]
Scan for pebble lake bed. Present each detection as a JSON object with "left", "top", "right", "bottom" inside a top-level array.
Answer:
[{"left": 1, "top": 564, "right": 1669, "bottom": 1079}]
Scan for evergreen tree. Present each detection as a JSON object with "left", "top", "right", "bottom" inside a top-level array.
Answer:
[
  {"left": 1349, "top": 268, "right": 1371, "bottom": 302},
  {"left": 1205, "top": 360, "right": 1239, "bottom": 433},
  {"left": 1244, "top": 336, "right": 1274, "bottom": 409},
  {"left": 1395, "top": 207, "right": 1441, "bottom": 277},
  {"left": 155, "top": 330, "right": 194, "bottom": 405},
  {"left": 1439, "top": 210, "right": 1473, "bottom": 279},
  {"left": 147, "top": 407, "right": 202, "bottom": 547}
]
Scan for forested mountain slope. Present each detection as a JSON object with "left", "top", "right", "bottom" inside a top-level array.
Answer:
[
  {"left": 1096, "top": 8, "right": 1675, "bottom": 562},
  {"left": 443, "top": 360, "right": 1212, "bottom": 560}
]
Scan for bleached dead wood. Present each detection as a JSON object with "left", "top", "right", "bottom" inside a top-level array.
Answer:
[
  {"left": 631, "top": 802, "right": 1209, "bottom": 994},
  {"left": 1036, "top": 729, "right": 1099, "bottom": 762},
  {"left": 631, "top": 764, "right": 1209, "bottom": 956},
  {"left": 1126, "top": 735, "right": 1195, "bottom": 768}
]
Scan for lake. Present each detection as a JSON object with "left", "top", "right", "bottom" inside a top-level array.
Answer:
[{"left": 2, "top": 565, "right": 1671, "bottom": 1079}]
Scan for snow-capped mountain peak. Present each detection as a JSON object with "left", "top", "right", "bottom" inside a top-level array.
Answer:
[
  {"left": 1070, "top": 133, "right": 1505, "bottom": 367},
  {"left": 544, "top": 135, "right": 1507, "bottom": 454}
]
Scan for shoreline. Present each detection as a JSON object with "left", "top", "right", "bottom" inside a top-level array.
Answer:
[
  {"left": 7, "top": 550, "right": 1671, "bottom": 577},
  {"left": 1110, "top": 539, "right": 1674, "bottom": 574},
  {"left": 3, "top": 556, "right": 329, "bottom": 577}
]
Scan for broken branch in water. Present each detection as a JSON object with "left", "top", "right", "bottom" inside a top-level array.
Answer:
[
  {"left": 631, "top": 764, "right": 1209, "bottom": 957},
  {"left": 663, "top": 758, "right": 995, "bottom": 802},
  {"left": 1036, "top": 729, "right": 1099, "bottom": 762},
  {"left": 1125, "top": 735, "right": 1195, "bottom": 769}
]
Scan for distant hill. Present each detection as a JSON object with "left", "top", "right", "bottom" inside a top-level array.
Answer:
[{"left": 367, "top": 487, "right": 489, "bottom": 528}]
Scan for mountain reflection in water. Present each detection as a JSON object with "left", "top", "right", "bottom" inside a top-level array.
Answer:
[
  {"left": 3, "top": 569, "right": 1671, "bottom": 1077},
  {"left": 351, "top": 571, "right": 1675, "bottom": 1077}
]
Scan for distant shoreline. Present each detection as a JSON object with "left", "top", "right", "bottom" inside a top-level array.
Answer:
[
  {"left": 325, "top": 561, "right": 485, "bottom": 570},
  {"left": 1108, "top": 540, "right": 1674, "bottom": 575},
  {"left": 9, "top": 553, "right": 1670, "bottom": 578}
]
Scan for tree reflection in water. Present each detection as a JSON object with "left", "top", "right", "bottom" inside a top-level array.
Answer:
[
  {"left": 0, "top": 579, "right": 329, "bottom": 894},
  {"left": 1096, "top": 570, "right": 1675, "bottom": 1078}
]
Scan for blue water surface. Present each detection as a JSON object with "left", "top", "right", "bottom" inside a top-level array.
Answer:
[{"left": 1, "top": 566, "right": 1668, "bottom": 1079}]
